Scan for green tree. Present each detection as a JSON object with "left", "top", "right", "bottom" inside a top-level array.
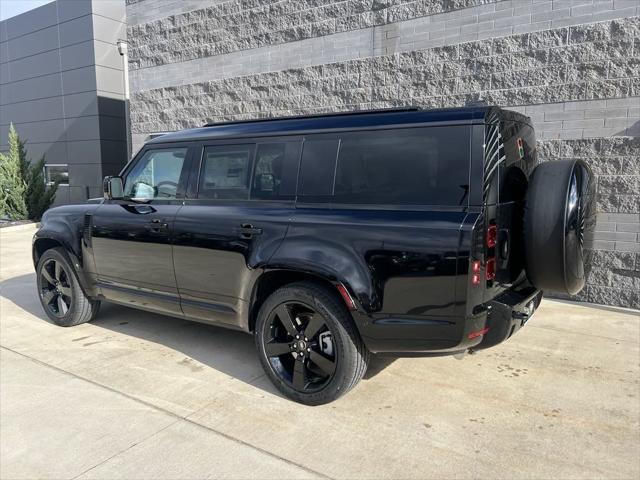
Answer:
[
  {"left": 0, "top": 124, "right": 58, "bottom": 221},
  {"left": 25, "top": 157, "right": 58, "bottom": 221},
  {"left": 0, "top": 124, "right": 28, "bottom": 219}
]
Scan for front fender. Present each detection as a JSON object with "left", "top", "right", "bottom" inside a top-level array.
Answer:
[
  {"left": 33, "top": 206, "right": 99, "bottom": 297},
  {"left": 32, "top": 223, "right": 78, "bottom": 266}
]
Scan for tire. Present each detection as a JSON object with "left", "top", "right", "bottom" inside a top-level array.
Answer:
[
  {"left": 523, "top": 159, "right": 595, "bottom": 295},
  {"left": 255, "top": 282, "right": 369, "bottom": 405},
  {"left": 36, "top": 247, "right": 100, "bottom": 327}
]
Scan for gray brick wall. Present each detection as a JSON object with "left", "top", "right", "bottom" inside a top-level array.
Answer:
[
  {"left": 126, "top": 0, "right": 639, "bottom": 309},
  {"left": 510, "top": 99, "right": 639, "bottom": 139},
  {"left": 128, "top": 0, "right": 639, "bottom": 92},
  {"left": 126, "top": 0, "right": 497, "bottom": 69}
]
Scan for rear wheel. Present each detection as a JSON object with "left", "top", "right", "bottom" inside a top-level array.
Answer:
[
  {"left": 36, "top": 248, "right": 100, "bottom": 326},
  {"left": 255, "top": 282, "right": 369, "bottom": 405}
]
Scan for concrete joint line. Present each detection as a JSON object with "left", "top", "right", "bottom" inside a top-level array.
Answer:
[
  {"left": 71, "top": 418, "right": 183, "bottom": 480},
  {"left": 0, "top": 345, "right": 334, "bottom": 480}
]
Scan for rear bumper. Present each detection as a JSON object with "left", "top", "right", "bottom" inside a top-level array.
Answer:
[
  {"left": 353, "top": 286, "right": 542, "bottom": 355},
  {"left": 472, "top": 286, "right": 543, "bottom": 350}
]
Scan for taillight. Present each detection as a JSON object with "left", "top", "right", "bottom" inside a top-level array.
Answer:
[
  {"left": 485, "top": 258, "right": 496, "bottom": 281},
  {"left": 486, "top": 224, "right": 497, "bottom": 248},
  {"left": 486, "top": 222, "right": 497, "bottom": 283},
  {"left": 471, "top": 260, "right": 481, "bottom": 286}
]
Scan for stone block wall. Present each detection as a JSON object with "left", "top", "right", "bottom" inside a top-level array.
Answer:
[{"left": 126, "top": 0, "right": 639, "bottom": 309}]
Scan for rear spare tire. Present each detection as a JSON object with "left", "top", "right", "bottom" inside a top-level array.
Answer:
[{"left": 523, "top": 159, "right": 595, "bottom": 295}]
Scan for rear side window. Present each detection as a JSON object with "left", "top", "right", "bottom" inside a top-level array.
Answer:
[
  {"left": 334, "top": 127, "right": 471, "bottom": 206},
  {"left": 251, "top": 142, "right": 301, "bottom": 200},
  {"left": 298, "top": 138, "right": 340, "bottom": 201},
  {"left": 198, "top": 144, "right": 254, "bottom": 199}
]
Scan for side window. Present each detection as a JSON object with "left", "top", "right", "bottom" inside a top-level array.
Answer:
[
  {"left": 298, "top": 138, "right": 340, "bottom": 202},
  {"left": 334, "top": 127, "right": 471, "bottom": 206},
  {"left": 123, "top": 148, "right": 187, "bottom": 200},
  {"left": 250, "top": 142, "right": 301, "bottom": 200},
  {"left": 198, "top": 145, "right": 254, "bottom": 199}
]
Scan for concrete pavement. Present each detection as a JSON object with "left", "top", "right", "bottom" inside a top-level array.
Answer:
[{"left": 1, "top": 224, "right": 639, "bottom": 479}]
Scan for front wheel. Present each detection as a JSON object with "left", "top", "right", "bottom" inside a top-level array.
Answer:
[
  {"left": 255, "top": 282, "right": 369, "bottom": 405},
  {"left": 36, "top": 248, "right": 100, "bottom": 326}
]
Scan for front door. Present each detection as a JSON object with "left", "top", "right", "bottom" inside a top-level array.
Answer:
[
  {"left": 92, "top": 145, "right": 192, "bottom": 316},
  {"left": 172, "top": 139, "right": 301, "bottom": 329}
]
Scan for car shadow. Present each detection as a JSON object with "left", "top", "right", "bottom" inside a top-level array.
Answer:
[{"left": 1, "top": 273, "right": 395, "bottom": 392}]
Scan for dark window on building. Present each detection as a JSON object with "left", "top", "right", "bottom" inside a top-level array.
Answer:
[
  {"left": 298, "top": 138, "right": 340, "bottom": 201},
  {"left": 44, "top": 164, "right": 69, "bottom": 185},
  {"left": 334, "top": 127, "right": 471, "bottom": 206},
  {"left": 251, "top": 142, "right": 301, "bottom": 200},
  {"left": 198, "top": 145, "right": 254, "bottom": 200}
]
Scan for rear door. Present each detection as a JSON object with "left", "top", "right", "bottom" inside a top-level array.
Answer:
[
  {"left": 92, "top": 144, "right": 194, "bottom": 316},
  {"left": 172, "top": 137, "right": 301, "bottom": 329},
  {"left": 484, "top": 116, "right": 538, "bottom": 292}
]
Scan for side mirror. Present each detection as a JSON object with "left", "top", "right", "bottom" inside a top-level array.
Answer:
[{"left": 103, "top": 176, "right": 123, "bottom": 200}]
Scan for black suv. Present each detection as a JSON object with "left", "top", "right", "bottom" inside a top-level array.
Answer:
[{"left": 33, "top": 107, "right": 594, "bottom": 405}]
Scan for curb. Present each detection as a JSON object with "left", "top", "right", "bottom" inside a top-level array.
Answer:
[{"left": 0, "top": 223, "right": 37, "bottom": 233}]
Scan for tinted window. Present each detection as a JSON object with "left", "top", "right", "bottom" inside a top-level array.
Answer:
[
  {"left": 334, "top": 127, "right": 470, "bottom": 206},
  {"left": 298, "top": 138, "right": 339, "bottom": 200},
  {"left": 124, "top": 148, "right": 187, "bottom": 200},
  {"left": 198, "top": 145, "right": 253, "bottom": 199},
  {"left": 251, "top": 142, "right": 301, "bottom": 200}
]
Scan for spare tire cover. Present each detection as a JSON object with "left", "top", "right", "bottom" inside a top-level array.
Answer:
[{"left": 523, "top": 159, "right": 595, "bottom": 295}]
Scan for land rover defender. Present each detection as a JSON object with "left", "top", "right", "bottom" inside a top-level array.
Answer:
[{"left": 33, "top": 107, "right": 594, "bottom": 404}]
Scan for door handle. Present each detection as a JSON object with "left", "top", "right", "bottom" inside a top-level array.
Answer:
[
  {"left": 238, "top": 223, "right": 262, "bottom": 239},
  {"left": 123, "top": 204, "right": 156, "bottom": 215},
  {"left": 146, "top": 218, "right": 168, "bottom": 232}
]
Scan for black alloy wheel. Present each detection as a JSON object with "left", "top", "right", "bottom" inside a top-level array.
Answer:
[
  {"left": 40, "top": 258, "right": 73, "bottom": 317},
  {"left": 255, "top": 282, "right": 369, "bottom": 405},
  {"left": 263, "top": 300, "right": 336, "bottom": 393},
  {"left": 36, "top": 247, "right": 100, "bottom": 326}
]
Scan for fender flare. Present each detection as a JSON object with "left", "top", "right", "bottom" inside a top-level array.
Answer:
[
  {"left": 32, "top": 224, "right": 96, "bottom": 297},
  {"left": 263, "top": 236, "right": 380, "bottom": 313}
]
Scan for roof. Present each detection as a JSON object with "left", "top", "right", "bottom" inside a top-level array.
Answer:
[{"left": 147, "top": 106, "right": 508, "bottom": 145}]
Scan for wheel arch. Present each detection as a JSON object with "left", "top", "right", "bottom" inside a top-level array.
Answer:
[
  {"left": 248, "top": 268, "right": 358, "bottom": 333},
  {"left": 32, "top": 236, "right": 64, "bottom": 267},
  {"left": 33, "top": 229, "right": 96, "bottom": 297}
]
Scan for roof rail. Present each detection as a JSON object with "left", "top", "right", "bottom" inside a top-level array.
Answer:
[{"left": 202, "top": 107, "right": 421, "bottom": 127}]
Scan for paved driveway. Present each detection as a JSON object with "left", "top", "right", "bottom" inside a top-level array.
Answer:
[{"left": 1, "top": 224, "right": 638, "bottom": 479}]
